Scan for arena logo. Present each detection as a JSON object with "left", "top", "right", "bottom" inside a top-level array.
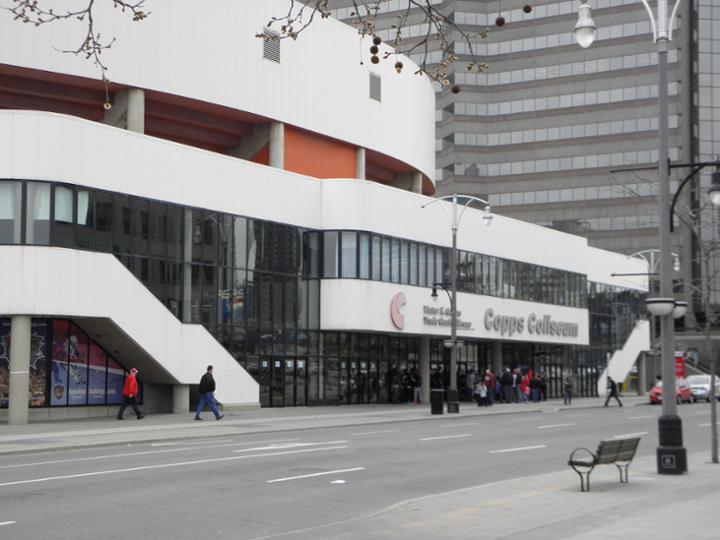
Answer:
[
  {"left": 390, "top": 292, "right": 407, "bottom": 330},
  {"left": 483, "top": 309, "right": 579, "bottom": 338}
]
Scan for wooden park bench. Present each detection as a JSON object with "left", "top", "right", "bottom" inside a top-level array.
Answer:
[{"left": 567, "top": 436, "right": 641, "bottom": 492}]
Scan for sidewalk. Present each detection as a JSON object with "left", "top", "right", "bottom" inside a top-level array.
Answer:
[
  {"left": 0, "top": 396, "right": 648, "bottom": 456},
  {"left": 277, "top": 450, "right": 719, "bottom": 540}
]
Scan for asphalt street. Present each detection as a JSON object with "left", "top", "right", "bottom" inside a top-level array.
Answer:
[{"left": 0, "top": 403, "right": 716, "bottom": 540}]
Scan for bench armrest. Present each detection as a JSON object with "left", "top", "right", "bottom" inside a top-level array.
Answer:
[{"left": 568, "top": 447, "right": 597, "bottom": 468}]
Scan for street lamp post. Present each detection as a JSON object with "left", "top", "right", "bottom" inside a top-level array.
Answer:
[
  {"left": 575, "top": 0, "right": 687, "bottom": 474},
  {"left": 422, "top": 194, "right": 492, "bottom": 413}
]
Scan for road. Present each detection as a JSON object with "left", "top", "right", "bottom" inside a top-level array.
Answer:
[{"left": 0, "top": 403, "right": 716, "bottom": 539}]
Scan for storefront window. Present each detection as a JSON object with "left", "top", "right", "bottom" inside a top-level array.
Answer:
[
  {"left": 341, "top": 231, "right": 357, "bottom": 278},
  {"left": 358, "top": 233, "right": 370, "bottom": 279},
  {"left": 26, "top": 182, "right": 50, "bottom": 245},
  {"left": 323, "top": 231, "right": 338, "bottom": 278},
  {"left": 68, "top": 325, "right": 89, "bottom": 406}
]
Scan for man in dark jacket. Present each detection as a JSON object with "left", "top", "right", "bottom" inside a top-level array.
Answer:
[
  {"left": 195, "top": 365, "right": 224, "bottom": 420},
  {"left": 604, "top": 377, "right": 623, "bottom": 407}
]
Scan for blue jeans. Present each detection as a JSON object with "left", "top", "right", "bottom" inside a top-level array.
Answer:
[{"left": 195, "top": 392, "right": 221, "bottom": 418}]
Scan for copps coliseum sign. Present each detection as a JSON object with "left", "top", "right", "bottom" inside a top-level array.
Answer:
[{"left": 483, "top": 308, "right": 579, "bottom": 338}]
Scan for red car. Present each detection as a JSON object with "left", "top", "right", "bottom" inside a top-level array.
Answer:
[{"left": 649, "top": 378, "right": 693, "bottom": 404}]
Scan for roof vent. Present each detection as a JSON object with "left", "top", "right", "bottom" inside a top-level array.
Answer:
[
  {"left": 369, "top": 73, "right": 381, "bottom": 102},
  {"left": 263, "top": 30, "right": 280, "bottom": 63}
]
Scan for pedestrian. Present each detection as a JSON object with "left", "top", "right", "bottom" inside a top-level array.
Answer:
[
  {"left": 501, "top": 368, "right": 513, "bottom": 403},
  {"left": 540, "top": 372, "right": 547, "bottom": 401},
  {"left": 195, "top": 365, "right": 225, "bottom": 420},
  {"left": 530, "top": 374, "right": 542, "bottom": 403},
  {"left": 116, "top": 368, "right": 145, "bottom": 420},
  {"left": 484, "top": 369, "right": 495, "bottom": 406},
  {"left": 604, "top": 377, "right": 623, "bottom": 407},
  {"left": 512, "top": 368, "right": 522, "bottom": 402},
  {"left": 563, "top": 372, "right": 574, "bottom": 405},
  {"left": 474, "top": 379, "right": 488, "bottom": 406},
  {"left": 465, "top": 370, "right": 477, "bottom": 402},
  {"left": 563, "top": 371, "right": 573, "bottom": 405},
  {"left": 412, "top": 368, "right": 422, "bottom": 404},
  {"left": 519, "top": 372, "right": 530, "bottom": 403}
]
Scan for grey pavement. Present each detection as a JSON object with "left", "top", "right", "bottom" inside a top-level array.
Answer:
[{"left": 0, "top": 395, "right": 648, "bottom": 455}]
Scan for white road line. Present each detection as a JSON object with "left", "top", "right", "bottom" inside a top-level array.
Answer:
[
  {"left": 420, "top": 434, "right": 471, "bottom": 442},
  {"left": 440, "top": 422, "right": 481, "bottom": 428},
  {"left": 490, "top": 445, "right": 547, "bottom": 454},
  {"left": 0, "top": 521, "right": 16, "bottom": 527},
  {"left": 150, "top": 439, "right": 234, "bottom": 447},
  {"left": 563, "top": 413, "right": 589, "bottom": 418},
  {"left": 0, "top": 438, "right": 301, "bottom": 470},
  {"left": 509, "top": 417, "right": 538, "bottom": 422},
  {"left": 0, "top": 446, "right": 348, "bottom": 488},
  {"left": 628, "top": 415, "right": 654, "bottom": 420},
  {"left": 694, "top": 411, "right": 708, "bottom": 415},
  {"left": 537, "top": 423, "right": 575, "bottom": 430},
  {"left": 266, "top": 467, "right": 365, "bottom": 484},
  {"left": 234, "top": 441, "right": 347, "bottom": 453},
  {"left": 698, "top": 422, "right": 719, "bottom": 427},
  {"left": 613, "top": 432, "right": 649, "bottom": 439},
  {"left": 349, "top": 430, "right": 396, "bottom": 436}
]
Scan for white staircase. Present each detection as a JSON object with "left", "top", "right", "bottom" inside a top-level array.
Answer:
[{"left": 598, "top": 319, "right": 650, "bottom": 396}]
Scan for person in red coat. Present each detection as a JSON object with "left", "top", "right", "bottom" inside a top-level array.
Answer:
[{"left": 116, "top": 368, "right": 145, "bottom": 420}]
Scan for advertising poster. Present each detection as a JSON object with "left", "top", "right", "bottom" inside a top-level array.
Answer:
[
  {"left": 29, "top": 321, "right": 48, "bottom": 407},
  {"left": 0, "top": 319, "right": 10, "bottom": 408},
  {"left": 68, "top": 327, "right": 88, "bottom": 405},
  {"left": 50, "top": 320, "right": 69, "bottom": 406},
  {"left": 88, "top": 342, "right": 107, "bottom": 405},
  {"left": 106, "top": 356, "right": 125, "bottom": 405}
]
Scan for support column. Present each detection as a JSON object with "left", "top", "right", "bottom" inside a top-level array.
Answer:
[
  {"left": 8, "top": 316, "right": 31, "bottom": 425},
  {"left": 126, "top": 88, "right": 145, "bottom": 134},
  {"left": 637, "top": 353, "right": 647, "bottom": 396},
  {"left": 355, "top": 148, "right": 366, "bottom": 180},
  {"left": 173, "top": 384, "right": 190, "bottom": 414},
  {"left": 492, "top": 341, "right": 503, "bottom": 374},
  {"left": 269, "top": 122, "right": 285, "bottom": 169},
  {"left": 411, "top": 172, "right": 423, "bottom": 194},
  {"left": 420, "top": 336, "right": 430, "bottom": 404},
  {"left": 182, "top": 209, "right": 193, "bottom": 323}
]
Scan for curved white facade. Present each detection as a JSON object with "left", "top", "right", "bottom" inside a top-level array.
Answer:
[{"left": 0, "top": 0, "right": 435, "bottom": 181}]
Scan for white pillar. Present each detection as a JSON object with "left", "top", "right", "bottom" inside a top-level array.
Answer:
[
  {"left": 411, "top": 172, "right": 423, "bottom": 194},
  {"left": 269, "top": 122, "right": 284, "bottom": 169},
  {"left": 420, "top": 336, "right": 430, "bottom": 404},
  {"left": 126, "top": 88, "right": 145, "bottom": 134},
  {"left": 8, "top": 316, "right": 31, "bottom": 425},
  {"left": 355, "top": 148, "right": 366, "bottom": 180},
  {"left": 173, "top": 384, "right": 190, "bottom": 414}
]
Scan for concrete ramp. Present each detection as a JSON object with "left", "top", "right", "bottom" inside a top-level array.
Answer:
[
  {"left": 0, "top": 246, "right": 258, "bottom": 406},
  {"left": 598, "top": 319, "right": 650, "bottom": 396}
]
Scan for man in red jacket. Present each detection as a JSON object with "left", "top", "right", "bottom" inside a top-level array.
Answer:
[{"left": 117, "top": 368, "right": 145, "bottom": 420}]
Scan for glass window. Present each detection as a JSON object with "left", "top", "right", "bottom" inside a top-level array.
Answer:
[
  {"left": 51, "top": 186, "right": 74, "bottom": 252},
  {"left": 371, "top": 235, "right": 381, "bottom": 280},
  {"left": 359, "top": 233, "right": 370, "bottom": 279},
  {"left": 112, "top": 194, "right": 132, "bottom": 254},
  {"left": 87, "top": 342, "right": 106, "bottom": 405},
  {"left": 341, "top": 231, "right": 357, "bottom": 278},
  {"left": 418, "top": 245, "right": 427, "bottom": 287},
  {"left": 381, "top": 237, "right": 391, "bottom": 281},
  {"left": 0, "top": 181, "right": 22, "bottom": 244},
  {"left": 106, "top": 356, "right": 124, "bottom": 405},
  {"left": 400, "top": 241, "right": 409, "bottom": 284},
  {"left": 50, "top": 319, "right": 70, "bottom": 406},
  {"left": 391, "top": 239, "right": 400, "bottom": 283},
  {"left": 410, "top": 243, "right": 418, "bottom": 285},
  {"left": 323, "top": 231, "right": 338, "bottom": 278},
  {"left": 26, "top": 182, "right": 50, "bottom": 245},
  {"left": 68, "top": 325, "right": 89, "bottom": 406},
  {"left": 76, "top": 189, "right": 94, "bottom": 249}
]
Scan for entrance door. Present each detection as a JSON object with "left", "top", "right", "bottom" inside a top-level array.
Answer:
[
  {"left": 259, "top": 358, "right": 271, "bottom": 408},
  {"left": 271, "top": 358, "right": 285, "bottom": 407},
  {"left": 284, "top": 359, "right": 295, "bottom": 407},
  {"left": 295, "top": 358, "right": 307, "bottom": 406}
]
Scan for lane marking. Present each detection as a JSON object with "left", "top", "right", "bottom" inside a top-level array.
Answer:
[
  {"left": 0, "top": 446, "right": 348, "bottom": 488},
  {"left": 509, "top": 417, "right": 538, "bottom": 422},
  {"left": 0, "top": 438, "right": 301, "bottom": 470},
  {"left": 628, "top": 415, "right": 654, "bottom": 420},
  {"left": 563, "top": 413, "right": 589, "bottom": 418},
  {"left": 349, "top": 430, "right": 396, "bottom": 436},
  {"left": 267, "top": 467, "right": 365, "bottom": 484},
  {"left": 613, "top": 432, "right": 649, "bottom": 439},
  {"left": 490, "top": 445, "right": 547, "bottom": 454},
  {"left": 698, "top": 422, "right": 719, "bottom": 427},
  {"left": 234, "top": 441, "right": 347, "bottom": 453},
  {"left": 150, "top": 439, "right": 234, "bottom": 447},
  {"left": 440, "top": 422, "right": 481, "bottom": 428},
  {"left": 0, "top": 521, "right": 16, "bottom": 527},
  {"left": 694, "top": 411, "right": 709, "bottom": 415},
  {"left": 420, "top": 434, "right": 471, "bottom": 442},
  {"left": 537, "top": 423, "right": 575, "bottom": 430}
]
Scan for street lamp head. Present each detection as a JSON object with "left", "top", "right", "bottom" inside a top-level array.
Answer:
[
  {"left": 482, "top": 205, "right": 493, "bottom": 226},
  {"left": 708, "top": 169, "right": 720, "bottom": 207},
  {"left": 574, "top": 4, "right": 596, "bottom": 49},
  {"left": 672, "top": 254, "right": 681, "bottom": 273},
  {"left": 646, "top": 297, "right": 676, "bottom": 317},
  {"left": 673, "top": 301, "right": 688, "bottom": 319}
]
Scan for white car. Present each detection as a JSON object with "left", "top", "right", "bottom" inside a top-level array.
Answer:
[{"left": 687, "top": 374, "right": 720, "bottom": 403}]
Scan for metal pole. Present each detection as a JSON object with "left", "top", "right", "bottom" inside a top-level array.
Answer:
[
  {"left": 448, "top": 194, "right": 460, "bottom": 413},
  {"left": 656, "top": 15, "right": 686, "bottom": 473}
]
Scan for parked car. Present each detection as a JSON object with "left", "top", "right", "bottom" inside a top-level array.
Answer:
[
  {"left": 649, "top": 378, "right": 693, "bottom": 404},
  {"left": 687, "top": 374, "right": 720, "bottom": 403}
]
